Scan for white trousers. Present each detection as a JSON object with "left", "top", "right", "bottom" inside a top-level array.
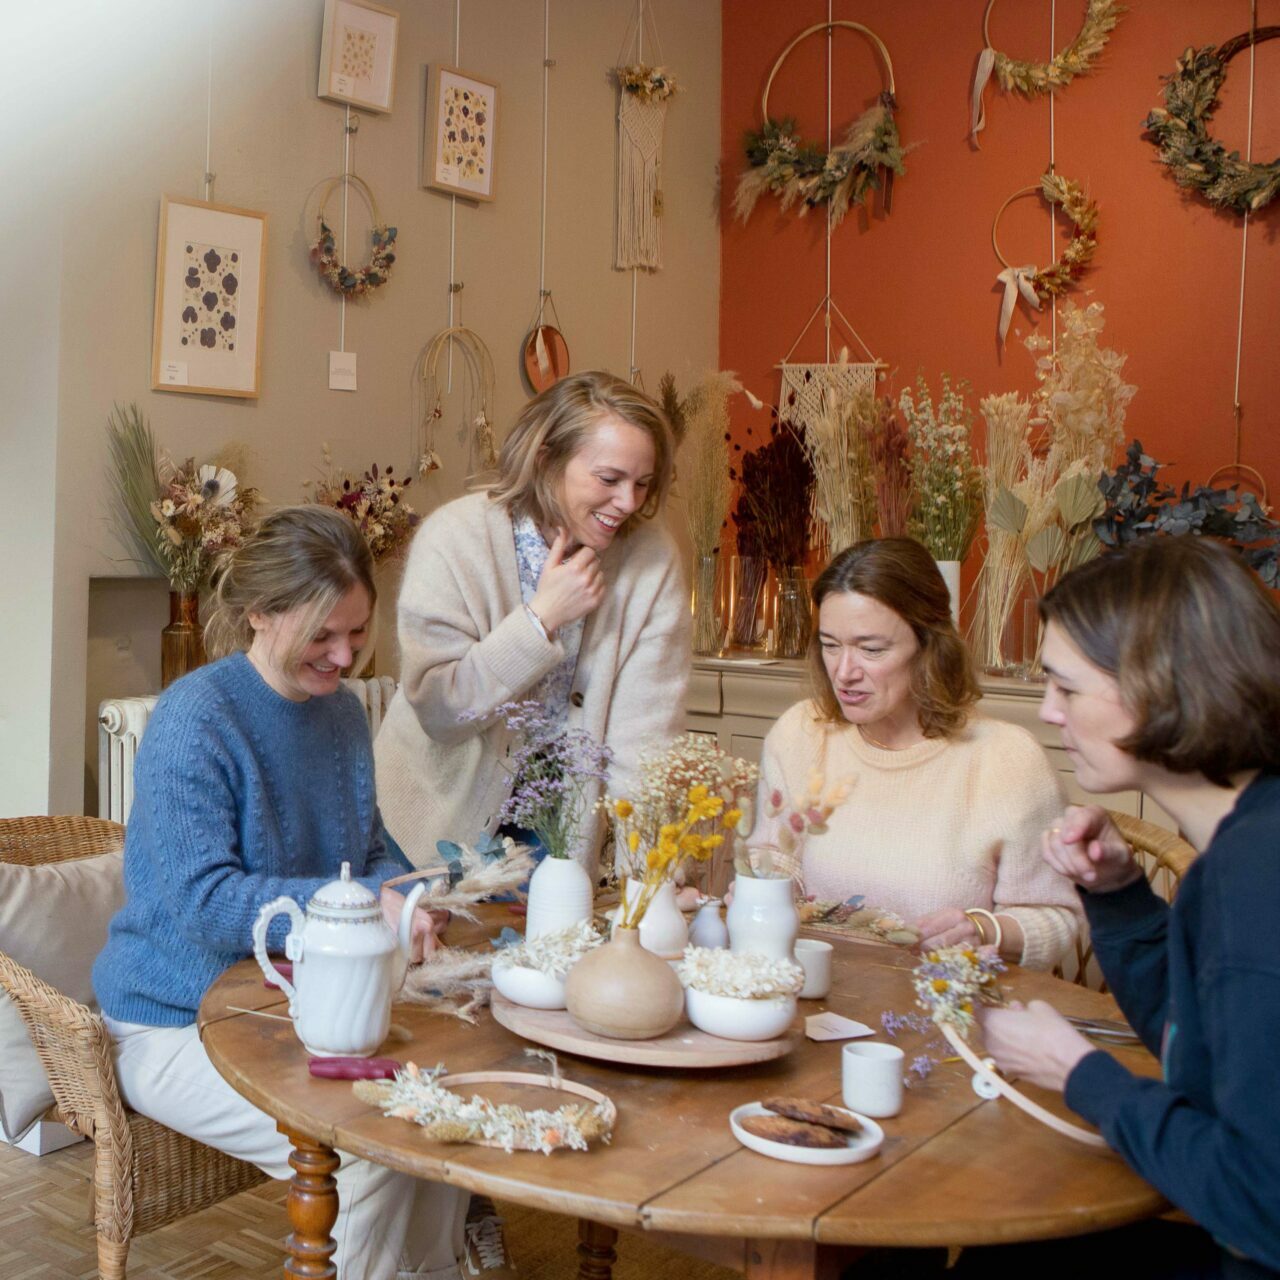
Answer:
[{"left": 105, "top": 1017, "right": 466, "bottom": 1280}]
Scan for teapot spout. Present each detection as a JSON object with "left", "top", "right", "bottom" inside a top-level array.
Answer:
[{"left": 395, "top": 879, "right": 430, "bottom": 990}]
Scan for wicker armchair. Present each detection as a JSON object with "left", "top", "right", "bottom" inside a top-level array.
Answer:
[
  {"left": 0, "top": 817, "right": 267, "bottom": 1279},
  {"left": 1068, "top": 810, "right": 1198, "bottom": 989}
]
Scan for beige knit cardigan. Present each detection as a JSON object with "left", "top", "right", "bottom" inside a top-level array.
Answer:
[
  {"left": 751, "top": 701, "right": 1083, "bottom": 970},
  {"left": 374, "top": 493, "right": 691, "bottom": 873}
]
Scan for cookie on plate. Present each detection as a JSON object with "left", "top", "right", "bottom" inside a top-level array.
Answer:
[
  {"left": 762, "top": 1096, "right": 863, "bottom": 1135},
  {"left": 740, "top": 1114, "right": 848, "bottom": 1149}
]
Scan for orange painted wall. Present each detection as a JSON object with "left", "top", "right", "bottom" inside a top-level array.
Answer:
[{"left": 719, "top": 1, "right": 1279, "bottom": 536}]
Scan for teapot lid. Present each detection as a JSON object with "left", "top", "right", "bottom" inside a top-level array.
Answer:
[{"left": 308, "top": 862, "right": 381, "bottom": 920}]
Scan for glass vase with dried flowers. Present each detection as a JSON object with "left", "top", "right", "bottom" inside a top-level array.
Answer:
[{"left": 105, "top": 404, "right": 257, "bottom": 687}]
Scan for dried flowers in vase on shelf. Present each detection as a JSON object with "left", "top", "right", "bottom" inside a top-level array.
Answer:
[
  {"left": 303, "top": 445, "right": 420, "bottom": 561},
  {"left": 863, "top": 392, "right": 913, "bottom": 539}
]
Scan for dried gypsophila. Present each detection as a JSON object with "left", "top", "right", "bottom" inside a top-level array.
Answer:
[
  {"left": 676, "top": 946, "right": 803, "bottom": 1000},
  {"left": 492, "top": 920, "right": 603, "bottom": 980}
]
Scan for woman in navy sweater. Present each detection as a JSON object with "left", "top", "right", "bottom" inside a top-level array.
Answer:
[
  {"left": 94, "top": 507, "right": 468, "bottom": 1280},
  {"left": 981, "top": 537, "right": 1280, "bottom": 1278}
]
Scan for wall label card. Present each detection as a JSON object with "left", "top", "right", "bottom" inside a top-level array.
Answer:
[
  {"left": 160, "top": 360, "right": 189, "bottom": 386},
  {"left": 329, "top": 350, "right": 358, "bottom": 391}
]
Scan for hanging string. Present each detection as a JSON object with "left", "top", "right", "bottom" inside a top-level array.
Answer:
[
  {"left": 628, "top": 0, "right": 644, "bottom": 383},
  {"left": 447, "top": 0, "right": 462, "bottom": 390},
  {"left": 338, "top": 107, "right": 353, "bottom": 353},
  {"left": 203, "top": 7, "right": 215, "bottom": 202},
  {"left": 1231, "top": 0, "right": 1258, "bottom": 468},
  {"left": 1048, "top": 0, "right": 1057, "bottom": 356},
  {"left": 537, "top": 0, "right": 551, "bottom": 314},
  {"left": 824, "top": 0, "right": 833, "bottom": 362}
]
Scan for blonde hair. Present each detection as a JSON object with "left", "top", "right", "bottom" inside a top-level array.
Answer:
[
  {"left": 204, "top": 505, "right": 377, "bottom": 675},
  {"left": 485, "top": 370, "right": 674, "bottom": 530},
  {"left": 808, "top": 538, "right": 980, "bottom": 738}
]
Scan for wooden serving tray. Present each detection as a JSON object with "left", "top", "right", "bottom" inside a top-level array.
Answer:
[{"left": 490, "top": 991, "right": 796, "bottom": 1068}]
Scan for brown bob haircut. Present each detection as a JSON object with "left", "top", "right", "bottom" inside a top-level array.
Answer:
[
  {"left": 1040, "top": 537, "right": 1280, "bottom": 785},
  {"left": 808, "top": 537, "right": 980, "bottom": 738},
  {"left": 486, "top": 370, "right": 674, "bottom": 532}
]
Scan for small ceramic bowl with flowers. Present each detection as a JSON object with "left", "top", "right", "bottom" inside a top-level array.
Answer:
[
  {"left": 676, "top": 947, "right": 804, "bottom": 1042},
  {"left": 491, "top": 920, "right": 603, "bottom": 1010}
]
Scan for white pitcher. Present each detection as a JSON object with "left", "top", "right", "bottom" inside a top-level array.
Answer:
[{"left": 253, "top": 863, "right": 433, "bottom": 1058}]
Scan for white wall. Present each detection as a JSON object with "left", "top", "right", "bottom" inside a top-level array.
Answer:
[{"left": 0, "top": 0, "right": 721, "bottom": 817}]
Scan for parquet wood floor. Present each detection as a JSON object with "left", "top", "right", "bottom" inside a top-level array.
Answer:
[{"left": 0, "top": 1138, "right": 737, "bottom": 1278}]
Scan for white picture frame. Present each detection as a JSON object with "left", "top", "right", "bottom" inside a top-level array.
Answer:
[
  {"left": 151, "top": 196, "right": 268, "bottom": 399},
  {"left": 423, "top": 64, "right": 499, "bottom": 202},
  {"left": 317, "top": 0, "right": 399, "bottom": 115}
]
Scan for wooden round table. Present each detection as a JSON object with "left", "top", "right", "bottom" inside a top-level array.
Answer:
[{"left": 198, "top": 922, "right": 1165, "bottom": 1280}]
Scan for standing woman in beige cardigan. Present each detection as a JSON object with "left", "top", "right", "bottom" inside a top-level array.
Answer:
[
  {"left": 749, "top": 538, "right": 1081, "bottom": 971},
  {"left": 375, "top": 371, "right": 691, "bottom": 879}
]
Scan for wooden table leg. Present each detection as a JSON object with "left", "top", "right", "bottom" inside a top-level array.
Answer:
[
  {"left": 280, "top": 1125, "right": 339, "bottom": 1279},
  {"left": 745, "top": 1239, "right": 865, "bottom": 1280},
  {"left": 577, "top": 1218, "right": 619, "bottom": 1280}
]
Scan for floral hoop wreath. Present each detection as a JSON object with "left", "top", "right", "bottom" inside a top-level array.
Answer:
[
  {"left": 991, "top": 172, "right": 1099, "bottom": 343},
  {"left": 310, "top": 174, "right": 397, "bottom": 297},
  {"left": 733, "top": 21, "right": 906, "bottom": 230},
  {"left": 1143, "top": 27, "right": 1280, "bottom": 216},
  {"left": 971, "top": 0, "right": 1125, "bottom": 140}
]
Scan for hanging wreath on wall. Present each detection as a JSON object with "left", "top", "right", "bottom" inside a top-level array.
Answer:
[
  {"left": 310, "top": 174, "right": 397, "bottom": 297},
  {"left": 734, "top": 21, "right": 906, "bottom": 230},
  {"left": 970, "top": 0, "right": 1124, "bottom": 140},
  {"left": 1142, "top": 27, "right": 1280, "bottom": 216},
  {"left": 992, "top": 172, "right": 1099, "bottom": 343}
]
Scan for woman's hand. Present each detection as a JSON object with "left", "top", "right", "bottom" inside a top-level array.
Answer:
[
  {"left": 1042, "top": 806, "right": 1143, "bottom": 894},
  {"left": 978, "top": 1000, "right": 1095, "bottom": 1092},
  {"left": 380, "top": 888, "right": 448, "bottom": 964},
  {"left": 915, "top": 906, "right": 982, "bottom": 952},
  {"left": 529, "top": 528, "right": 605, "bottom": 635}
]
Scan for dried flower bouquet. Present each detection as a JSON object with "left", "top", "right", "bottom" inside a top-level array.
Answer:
[{"left": 303, "top": 445, "right": 420, "bottom": 561}]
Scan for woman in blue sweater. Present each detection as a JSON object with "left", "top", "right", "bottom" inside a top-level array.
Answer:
[
  {"left": 980, "top": 537, "right": 1280, "bottom": 1278},
  {"left": 93, "top": 507, "right": 466, "bottom": 1280}
]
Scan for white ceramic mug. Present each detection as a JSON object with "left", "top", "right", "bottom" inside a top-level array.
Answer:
[
  {"left": 794, "top": 938, "right": 833, "bottom": 999},
  {"left": 841, "top": 1041, "right": 905, "bottom": 1118}
]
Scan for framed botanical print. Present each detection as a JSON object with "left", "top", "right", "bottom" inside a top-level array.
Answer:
[
  {"left": 151, "top": 196, "right": 268, "bottom": 399},
  {"left": 317, "top": 0, "right": 399, "bottom": 114},
  {"left": 423, "top": 64, "right": 498, "bottom": 202}
]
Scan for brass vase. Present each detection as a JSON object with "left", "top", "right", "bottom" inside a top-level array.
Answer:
[{"left": 161, "top": 590, "right": 206, "bottom": 689}]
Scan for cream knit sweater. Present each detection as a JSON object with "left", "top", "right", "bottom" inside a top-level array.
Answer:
[
  {"left": 753, "top": 701, "right": 1082, "bottom": 970},
  {"left": 374, "top": 493, "right": 691, "bottom": 873}
]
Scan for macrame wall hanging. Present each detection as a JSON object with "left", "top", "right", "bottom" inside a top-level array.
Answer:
[
  {"left": 416, "top": 325, "right": 497, "bottom": 477},
  {"left": 779, "top": 306, "right": 883, "bottom": 434},
  {"left": 613, "top": 2, "right": 678, "bottom": 272}
]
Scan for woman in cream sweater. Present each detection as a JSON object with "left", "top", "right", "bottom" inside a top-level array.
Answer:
[
  {"left": 375, "top": 371, "right": 691, "bottom": 875},
  {"left": 752, "top": 538, "right": 1081, "bottom": 971}
]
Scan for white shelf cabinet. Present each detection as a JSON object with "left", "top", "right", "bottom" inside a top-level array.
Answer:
[{"left": 684, "top": 658, "right": 1176, "bottom": 832}]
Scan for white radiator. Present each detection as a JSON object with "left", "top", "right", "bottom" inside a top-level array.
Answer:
[{"left": 97, "top": 676, "right": 399, "bottom": 824}]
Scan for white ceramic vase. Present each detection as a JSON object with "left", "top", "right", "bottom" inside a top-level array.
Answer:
[
  {"left": 524, "top": 855, "right": 594, "bottom": 941},
  {"left": 689, "top": 899, "right": 729, "bottom": 950},
  {"left": 726, "top": 874, "right": 799, "bottom": 962},
  {"left": 935, "top": 559, "right": 961, "bottom": 628},
  {"left": 623, "top": 878, "right": 689, "bottom": 958}
]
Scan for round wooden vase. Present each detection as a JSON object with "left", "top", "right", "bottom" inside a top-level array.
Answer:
[
  {"left": 161, "top": 590, "right": 206, "bottom": 689},
  {"left": 564, "top": 926, "right": 684, "bottom": 1040}
]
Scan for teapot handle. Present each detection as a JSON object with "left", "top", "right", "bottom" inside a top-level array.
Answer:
[
  {"left": 395, "top": 880, "right": 430, "bottom": 992},
  {"left": 253, "top": 897, "right": 305, "bottom": 1017}
]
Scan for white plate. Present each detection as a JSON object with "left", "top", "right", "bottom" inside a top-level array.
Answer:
[{"left": 729, "top": 1102, "right": 884, "bottom": 1166}]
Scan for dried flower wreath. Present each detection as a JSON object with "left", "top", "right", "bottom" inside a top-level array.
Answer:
[
  {"left": 734, "top": 21, "right": 906, "bottom": 230},
  {"left": 992, "top": 172, "right": 1099, "bottom": 343},
  {"left": 616, "top": 63, "right": 678, "bottom": 102},
  {"left": 310, "top": 174, "right": 397, "bottom": 298},
  {"left": 1142, "top": 28, "right": 1280, "bottom": 216},
  {"left": 971, "top": 0, "right": 1125, "bottom": 139}
]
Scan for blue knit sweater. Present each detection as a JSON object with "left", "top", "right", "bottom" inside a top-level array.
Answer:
[
  {"left": 1065, "top": 772, "right": 1280, "bottom": 1273},
  {"left": 93, "top": 653, "right": 413, "bottom": 1026}
]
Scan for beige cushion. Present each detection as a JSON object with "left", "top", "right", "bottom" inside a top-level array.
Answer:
[{"left": 0, "top": 851, "right": 125, "bottom": 1139}]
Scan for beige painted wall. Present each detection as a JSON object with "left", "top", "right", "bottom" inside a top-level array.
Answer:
[{"left": 0, "top": 0, "right": 720, "bottom": 817}]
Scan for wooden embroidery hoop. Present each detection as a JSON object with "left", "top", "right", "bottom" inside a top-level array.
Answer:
[
  {"left": 312, "top": 173, "right": 396, "bottom": 296},
  {"left": 990, "top": 175, "right": 1098, "bottom": 300}
]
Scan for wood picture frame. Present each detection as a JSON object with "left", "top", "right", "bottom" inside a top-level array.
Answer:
[
  {"left": 151, "top": 196, "right": 268, "bottom": 400},
  {"left": 423, "top": 64, "right": 499, "bottom": 202},
  {"left": 317, "top": 0, "right": 399, "bottom": 115}
]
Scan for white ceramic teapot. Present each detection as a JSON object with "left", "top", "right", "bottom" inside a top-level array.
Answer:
[{"left": 252, "top": 863, "right": 432, "bottom": 1058}]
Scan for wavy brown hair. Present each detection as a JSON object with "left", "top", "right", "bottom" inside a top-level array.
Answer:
[
  {"left": 808, "top": 538, "right": 980, "bottom": 738},
  {"left": 485, "top": 370, "right": 674, "bottom": 531},
  {"left": 1041, "top": 538, "right": 1280, "bottom": 785},
  {"left": 204, "top": 505, "right": 376, "bottom": 675}
]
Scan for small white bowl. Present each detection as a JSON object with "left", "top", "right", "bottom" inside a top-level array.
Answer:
[
  {"left": 491, "top": 962, "right": 567, "bottom": 1010},
  {"left": 730, "top": 1102, "right": 884, "bottom": 1166},
  {"left": 684, "top": 987, "right": 797, "bottom": 1041}
]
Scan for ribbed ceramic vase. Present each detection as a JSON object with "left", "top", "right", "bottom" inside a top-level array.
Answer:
[
  {"left": 564, "top": 926, "right": 685, "bottom": 1040},
  {"left": 524, "top": 855, "right": 594, "bottom": 940},
  {"left": 726, "top": 874, "right": 799, "bottom": 962}
]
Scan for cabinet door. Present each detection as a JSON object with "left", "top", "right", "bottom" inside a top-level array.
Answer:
[{"left": 729, "top": 734, "right": 765, "bottom": 764}]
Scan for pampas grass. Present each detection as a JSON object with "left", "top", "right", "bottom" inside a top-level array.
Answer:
[{"left": 801, "top": 378, "right": 878, "bottom": 557}]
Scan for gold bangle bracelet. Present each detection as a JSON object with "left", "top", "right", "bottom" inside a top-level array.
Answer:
[
  {"left": 965, "top": 907, "right": 1003, "bottom": 952},
  {"left": 963, "top": 909, "right": 989, "bottom": 945}
]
